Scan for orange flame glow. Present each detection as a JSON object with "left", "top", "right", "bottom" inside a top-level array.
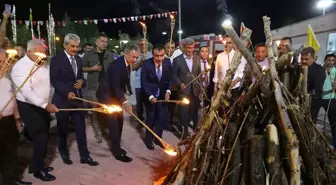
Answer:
[
  {"left": 34, "top": 52, "right": 47, "bottom": 58},
  {"left": 6, "top": 49, "right": 18, "bottom": 56},
  {"left": 206, "top": 64, "right": 211, "bottom": 70},
  {"left": 181, "top": 98, "right": 190, "bottom": 106},
  {"left": 103, "top": 105, "right": 122, "bottom": 114},
  {"left": 163, "top": 144, "right": 177, "bottom": 156},
  {"left": 170, "top": 14, "right": 175, "bottom": 20}
]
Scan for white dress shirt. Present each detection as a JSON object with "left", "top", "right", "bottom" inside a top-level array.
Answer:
[
  {"left": 0, "top": 76, "right": 15, "bottom": 116},
  {"left": 64, "top": 51, "right": 77, "bottom": 76},
  {"left": 11, "top": 55, "right": 50, "bottom": 109},
  {"left": 184, "top": 54, "right": 193, "bottom": 72},
  {"left": 213, "top": 50, "right": 246, "bottom": 89},
  {"left": 170, "top": 49, "right": 183, "bottom": 63}
]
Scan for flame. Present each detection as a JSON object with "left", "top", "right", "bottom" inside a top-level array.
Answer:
[
  {"left": 139, "top": 22, "right": 146, "bottom": 28},
  {"left": 170, "top": 14, "right": 175, "bottom": 20},
  {"left": 209, "top": 54, "right": 212, "bottom": 58},
  {"left": 103, "top": 105, "right": 122, "bottom": 114},
  {"left": 275, "top": 40, "right": 281, "bottom": 46},
  {"left": 34, "top": 52, "right": 47, "bottom": 59},
  {"left": 262, "top": 66, "right": 267, "bottom": 71},
  {"left": 6, "top": 49, "right": 18, "bottom": 56},
  {"left": 181, "top": 98, "right": 190, "bottom": 105},
  {"left": 206, "top": 64, "right": 211, "bottom": 70},
  {"left": 163, "top": 144, "right": 177, "bottom": 156}
]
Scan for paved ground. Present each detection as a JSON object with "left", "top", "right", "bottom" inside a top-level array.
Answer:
[{"left": 17, "top": 94, "right": 181, "bottom": 185}]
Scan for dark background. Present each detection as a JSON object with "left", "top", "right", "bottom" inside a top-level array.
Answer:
[{"left": 3, "top": 0, "right": 336, "bottom": 44}]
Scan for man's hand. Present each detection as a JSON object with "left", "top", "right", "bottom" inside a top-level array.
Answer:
[
  {"left": 180, "top": 83, "right": 186, "bottom": 90},
  {"left": 2, "top": 11, "right": 10, "bottom": 20},
  {"left": 91, "top": 64, "right": 103, "bottom": 72},
  {"left": 45, "top": 103, "right": 59, "bottom": 113},
  {"left": 0, "top": 112, "right": 2, "bottom": 120},
  {"left": 68, "top": 92, "right": 76, "bottom": 100},
  {"left": 151, "top": 97, "right": 158, "bottom": 104},
  {"left": 74, "top": 79, "right": 84, "bottom": 89},
  {"left": 165, "top": 92, "right": 170, "bottom": 101},
  {"left": 123, "top": 102, "right": 132, "bottom": 114}
]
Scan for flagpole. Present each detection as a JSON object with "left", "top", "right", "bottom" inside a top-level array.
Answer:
[
  {"left": 11, "top": 5, "right": 17, "bottom": 44},
  {"left": 30, "top": 8, "right": 34, "bottom": 39}
]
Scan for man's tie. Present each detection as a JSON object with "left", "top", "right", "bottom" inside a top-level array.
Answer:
[
  {"left": 202, "top": 60, "right": 209, "bottom": 88},
  {"left": 156, "top": 65, "right": 161, "bottom": 97},
  {"left": 70, "top": 56, "right": 77, "bottom": 77}
]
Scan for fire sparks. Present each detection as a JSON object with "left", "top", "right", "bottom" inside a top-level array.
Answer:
[
  {"left": 181, "top": 98, "right": 190, "bottom": 106},
  {"left": 102, "top": 105, "right": 122, "bottom": 113}
]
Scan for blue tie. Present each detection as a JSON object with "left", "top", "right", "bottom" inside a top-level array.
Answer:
[{"left": 156, "top": 65, "right": 161, "bottom": 97}]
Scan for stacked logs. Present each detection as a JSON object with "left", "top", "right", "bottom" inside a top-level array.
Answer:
[{"left": 161, "top": 16, "right": 336, "bottom": 185}]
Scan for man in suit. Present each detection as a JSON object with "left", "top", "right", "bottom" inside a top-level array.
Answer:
[
  {"left": 198, "top": 46, "right": 215, "bottom": 108},
  {"left": 96, "top": 44, "right": 139, "bottom": 162},
  {"left": 172, "top": 38, "right": 201, "bottom": 138},
  {"left": 141, "top": 44, "right": 173, "bottom": 150},
  {"left": 50, "top": 33, "right": 99, "bottom": 166}
]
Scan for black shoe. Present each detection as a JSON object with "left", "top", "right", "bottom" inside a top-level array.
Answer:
[
  {"left": 33, "top": 171, "right": 56, "bottom": 181},
  {"left": 114, "top": 154, "right": 133, "bottom": 163},
  {"left": 60, "top": 154, "right": 73, "bottom": 165},
  {"left": 154, "top": 141, "right": 164, "bottom": 149},
  {"left": 80, "top": 157, "right": 99, "bottom": 166},
  {"left": 145, "top": 143, "right": 155, "bottom": 150},
  {"left": 28, "top": 167, "right": 53, "bottom": 174},
  {"left": 12, "top": 180, "right": 32, "bottom": 185}
]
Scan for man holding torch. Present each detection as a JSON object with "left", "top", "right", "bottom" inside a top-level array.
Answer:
[
  {"left": 141, "top": 44, "right": 173, "bottom": 150},
  {"left": 11, "top": 39, "right": 58, "bottom": 181},
  {"left": 0, "top": 49, "right": 32, "bottom": 185},
  {"left": 96, "top": 44, "right": 140, "bottom": 162}
]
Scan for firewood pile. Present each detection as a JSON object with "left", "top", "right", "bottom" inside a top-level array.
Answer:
[{"left": 160, "top": 16, "right": 336, "bottom": 185}]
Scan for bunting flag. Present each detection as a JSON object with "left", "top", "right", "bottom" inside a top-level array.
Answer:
[
  {"left": 4, "top": 11, "right": 178, "bottom": 26},
  {"left": 306, "top": 24, "right": 320, "bottom": 52}
]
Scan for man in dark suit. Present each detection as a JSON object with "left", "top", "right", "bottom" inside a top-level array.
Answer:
[
  {"left": 50, "top": 33, "right": 98, "bottom": 166},
  {"left": 96, "top": 44, "right": 139, "bottom": 162},
  {"left": 141, "top": 44, "right": 173, "bottom": 150},
  {"left": 172, "top": 38, "right": 201, "bottom": 138}
]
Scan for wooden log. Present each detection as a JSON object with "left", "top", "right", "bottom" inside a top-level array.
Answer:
[
  {"left": 266, "top": 124, "right": 289, "bottom": 185},
  {"left": 250, "top": 135, "right": 266, "bottom": 185},
  {"left": 223, "top": 22, "right": 262, "bottom": 80},
  {"left": 226, "top": 120, "right": 242, "bottom": 185},
  {"left": 263, "top": 16, "right": 301, "bottom": 185},
  {"left": 275, "top": 52, "right": 294, "bottom": 71}
]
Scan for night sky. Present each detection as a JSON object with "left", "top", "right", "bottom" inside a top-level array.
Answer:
[{"left": 3, "top": 0, "right": 336, "bottom": 44}]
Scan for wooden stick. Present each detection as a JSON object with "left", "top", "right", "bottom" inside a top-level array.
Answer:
[
  {"left": 1, "top": 64, "right": 41, "bottom": 113},
  {"left": 74, "top": 97, "right": 105, "bottom": 107},
  {"left": 168, "top": 16, "right": 175, "bottom": 57},
  {"left": 156, "top": 100, "right": 180, "bottom": 103},
  {"left": 58, "top": 108, "right": 94, "bottom": 111},
  {"left": 184, "top": 68, "right": 211, "bottom": 88},
  {"left": 129, "top": 112, "right": 175, "bottom": 152}
]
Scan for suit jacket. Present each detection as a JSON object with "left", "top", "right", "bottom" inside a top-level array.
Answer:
[
  {"left": 141, "top": 58, "right": 173, "bottom": 101},
  {"left": 50, "top": 51, "right": 86, "bottom": 108},
  {"left": 172, "top": 54, "right": 201, "bottom": 97},
  {"left": 96, "top": 56, "right": 129, "bottom": 105}
]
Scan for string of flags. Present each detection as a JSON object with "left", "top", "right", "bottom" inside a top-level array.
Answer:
[{"left": 3, "top": 11, "right": 178, "bottom": 27}]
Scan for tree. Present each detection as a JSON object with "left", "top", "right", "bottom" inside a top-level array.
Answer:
[{"left": 16, "top": 25, "right": 31, "bottom": 46}]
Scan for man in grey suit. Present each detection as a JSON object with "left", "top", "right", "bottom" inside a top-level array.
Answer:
[
  {"left": 82, "top": 33, "right": 116, "bottom": 143},
  {"left": 172, "top": 38, "right": 201, "bottom": 138}
]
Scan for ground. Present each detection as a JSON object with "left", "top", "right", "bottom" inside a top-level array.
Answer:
[{"left": 17, "top": 94, "right": 180, "bottom": 185}]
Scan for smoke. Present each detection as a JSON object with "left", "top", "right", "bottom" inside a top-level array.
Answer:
[
  {"left": 119, "top": 0, "right": 142, "bottom": 15},
  {"left": 216, "top": 0, "right": 232, "bottom": 19}
]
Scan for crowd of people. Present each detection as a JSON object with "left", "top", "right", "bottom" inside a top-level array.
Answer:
[{"left": 0, "top": 9, "right": 336, "bottom": 185}]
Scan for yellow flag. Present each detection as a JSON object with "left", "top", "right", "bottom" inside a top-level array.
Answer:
[{"left": 306, "top": 24, "right": 320, "bottom": 52}]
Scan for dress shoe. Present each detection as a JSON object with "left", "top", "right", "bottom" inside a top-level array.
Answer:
[
  {"left": 60, "top": 154, "right": 73, "bottom": 165},
  {"left": 12, "top": 180, "right": 32, "bottom": 185},
  {"left": 28, "top": 167, "right": 53, "bottom": 174},
  {"left": 80, "top": 157, "right": 99, "bottom": 166},
  {"left": 114, "top": 154, "right": 133, "bottom": 163},
  {"left": 33, "top": 171, "right": 56, "bottom": 181},
  {"left": 145, "top": 143, "right": 155, "bottom": 150}
]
